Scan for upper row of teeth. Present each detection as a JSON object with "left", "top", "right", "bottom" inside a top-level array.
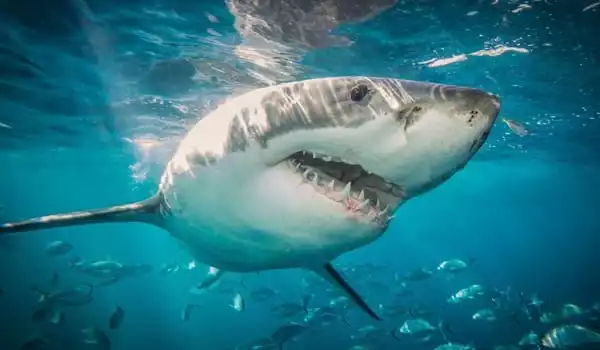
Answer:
[
  {"left": 291, "top": 156, "right": 404, "bottom": 197},
  {"left": 299, "top": 151, "right": 353, "bottom": 165},
  {"left": 289, "top": 159, "right": 393, "bottom": 222}
]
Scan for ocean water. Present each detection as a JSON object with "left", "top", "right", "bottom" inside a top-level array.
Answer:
[{"left": 1, "top": 0, "right": 600, "bottom": 349}]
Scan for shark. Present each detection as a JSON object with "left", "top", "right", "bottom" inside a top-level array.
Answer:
[{"left": 0, "top": 76, "right": 500, "bottom": 320}]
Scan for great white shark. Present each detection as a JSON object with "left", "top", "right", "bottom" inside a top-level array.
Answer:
[{"left": 0, "top": 76, "right": 500, "bottom": 320}]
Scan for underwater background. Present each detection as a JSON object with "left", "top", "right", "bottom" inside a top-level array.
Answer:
[{"left": 1, "top": 0, "right": 600, "bottom": 349}]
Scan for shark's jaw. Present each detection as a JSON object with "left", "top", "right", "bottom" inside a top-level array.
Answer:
[{"left": 284, "top": 150, "right": 404, "bottom": 229}]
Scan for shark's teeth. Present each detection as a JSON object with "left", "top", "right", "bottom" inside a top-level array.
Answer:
[
  {"left": 357, "top": 199, "right": 370, "bottom": 211},
  {"left": 312, "top": 173, "right": 319, "bottom": 185},
  {"left": 288, "top": 151, "right": 402, "bottom": 228},
  {"left": 379, "top": 205, "right": 389, "bottom": 216},
  {"left": 341, "top": 183, "right": 352, "bottom": 198}
]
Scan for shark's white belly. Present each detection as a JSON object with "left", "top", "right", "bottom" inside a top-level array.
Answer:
[{"left": 159, "top": 159, "right": 383, "bottom": 272}]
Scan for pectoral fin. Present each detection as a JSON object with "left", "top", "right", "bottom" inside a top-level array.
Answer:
[
  {"left": 310, "top": 263, "right": 381, "bottom": 321},
  {"left": 0, "top": 194, "right": 164, "bottom": 235}
]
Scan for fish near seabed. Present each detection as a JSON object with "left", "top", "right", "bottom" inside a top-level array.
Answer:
[{"left": 0, "top": 76, "right": 501, "bottom": 321}]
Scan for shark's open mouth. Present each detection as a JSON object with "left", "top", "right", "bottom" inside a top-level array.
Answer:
[{"left": 286, "top": 151, "right": 404, "bottom": 227}]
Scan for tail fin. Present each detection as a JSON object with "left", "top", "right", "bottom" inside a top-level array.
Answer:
[{"left": 0, "top": 195, "right": 163, "bottom": 235}]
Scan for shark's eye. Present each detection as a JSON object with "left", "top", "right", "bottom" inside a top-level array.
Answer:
[{"left": 350, "top": 84, "right": 369, "bottom": 102}]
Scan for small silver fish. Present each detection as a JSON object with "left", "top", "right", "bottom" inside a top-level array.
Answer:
[
  {"left": 437, "top": 258, "right": 475, "bottom": 273},
  {"left": 518, "top": 330, "right": 540, "bottom": 346},
  {"left": 448, "top": 284, "right": 486, "bottom": 303},
  {"left": 542, "top": 324, "right": 600, "bottom": 348},
  {"left": 45, "top": 240, "right": 73, "bottom": 256},
  {"left": 472, "top": 308, "right": 497, "bottom": 322},
  {"left": 395, "top": 318, "right": 436, "bottom": 337},
  {"left": 231, "top": 293, "right": 245, "bottom": 312},
  {"left": 502, "top": 118, "right": 529, "bottom": 136}
]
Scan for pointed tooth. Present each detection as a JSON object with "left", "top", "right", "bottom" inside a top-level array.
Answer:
[
  {"left": 312, "top": 173, "right": 319, "bottom": 184},
  {"left": 303, "top": 169, "right": 310, "bottom": 179},
  {"left": 358, "top": 190, "right": 365, "bottom": 201},
  {"left": 328, "top": 180, "right": 335, "bottom": 190},
  {"left": 379, "top": 205, "right": 389, "bottom": 216},
  {"left": 387, "top": 215, "right": 396, "bottom": 223},
  {"left": 342, "top": 183, "right": 352, "bottom": 198},
  {"left": 312, "top": 152, "right": 317, "bottom": 158},
  {"left": 376, "top": 199, "right": 381, "bottom": 209},
  {"left": 295, "top": 163, "right": 302, "bottom": 171},
  {"left": 357, "top": 199, "right": 370, "bottom": 211}
]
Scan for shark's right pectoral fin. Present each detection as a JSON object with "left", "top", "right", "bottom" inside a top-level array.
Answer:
[
  {"left": 310, "top": 263, "right": 381, "bottom": 321},
  {"left": 0, "top": 194, "right": 164, "bottom": 235}
]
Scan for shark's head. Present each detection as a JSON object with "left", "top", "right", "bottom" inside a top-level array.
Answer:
[
  {"left": 246, "top": 77, "right": 499, "bottom": 223},
  {"left": 163, "top": 76, "right": 499, "bottom": 267}
]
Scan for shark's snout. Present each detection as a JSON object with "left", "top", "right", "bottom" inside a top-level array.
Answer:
[
  {"left": 461, "top": 90, "right": 500, "bottom": 154},
  {"left": 476, "top": 91, "right": 501, "bottom": 125},
  {"left": 445, "top": 86, "right": 501, "bottom": 126}
]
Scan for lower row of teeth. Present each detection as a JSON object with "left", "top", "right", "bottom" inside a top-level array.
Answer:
[{"left": 289, "top": 159, "right": 396, "bottom": 225}]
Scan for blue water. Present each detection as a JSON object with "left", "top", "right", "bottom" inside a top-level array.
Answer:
[{"left": 1, "top": 0, "right": 600, "bottom": 349}]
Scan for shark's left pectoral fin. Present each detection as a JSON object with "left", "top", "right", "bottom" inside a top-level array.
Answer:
[{"left": 310, "top": 263, "right": 381, "bottom": 321}]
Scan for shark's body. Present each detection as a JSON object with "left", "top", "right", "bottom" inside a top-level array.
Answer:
[{"left": 0, "top": 76, "right": 500, "bottom": 321}]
